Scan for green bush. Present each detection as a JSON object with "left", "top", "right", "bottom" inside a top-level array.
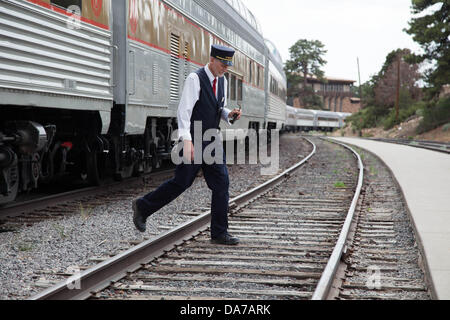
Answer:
[
  {"left": 382, "top": 101, "right": 426, "bottom": 130},
  {"left": 346, "top": 106, "right": 388, "bottom": 131},
  {"left": 443, "top": 123, "right": 450, "bottom": 132},
  {"left": 416, "top": 108, "right": 424, "bottom": 117},
  {"left": 417, "top": 97, "right": 450, "bottom": 134}
]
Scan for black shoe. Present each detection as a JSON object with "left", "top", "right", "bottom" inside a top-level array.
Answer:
[
  {"left": 132, "top": 199, "right": 147, "bottom": 232},
  {"left": 211, "top": 233, "right": 240, "bottom": 245}
]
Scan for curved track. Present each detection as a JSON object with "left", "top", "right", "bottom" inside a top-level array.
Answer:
[
  {"left": 30, "top": 137, "right": 365, "bottom": 300},
  {"left": 325, "top": 140, "right": 432, "bottom": 300}
]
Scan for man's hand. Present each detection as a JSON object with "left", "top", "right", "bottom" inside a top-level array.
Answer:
[
  {"left": 229, "top": 108, "right": 242, "bottom": 122},
  {"left": 183, "top": 140, "right": 194, "bottom": 163}
]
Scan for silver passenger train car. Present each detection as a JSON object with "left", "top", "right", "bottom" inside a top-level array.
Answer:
[
  {"left": 285, "top": 106, "right": 350, "bottom": 132},
  {"left": 0, "top": 0, "right": 286, "bottom": 204}
]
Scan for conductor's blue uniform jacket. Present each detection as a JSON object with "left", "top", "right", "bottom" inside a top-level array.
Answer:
[{"left": 137, "top": 66, "right": 230, "bottom": 239}]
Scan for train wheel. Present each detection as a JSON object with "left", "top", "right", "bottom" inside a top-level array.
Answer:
[
  {"left": 85, "top": 151, "right": 105, "bottom": 186},
  {"left": 0, "top": 164, "right": 19, "bottom": 205},
  {"left": 113, "top": 164, "right": 134, "bottom": 181},
  {"left": 152, "top": 154, "right": 162, "bottom": 170},
  {"left": 143, "top": 159, "right": 153, "bottom": 174},
  {"left": 39, "top": 150, "right": 54, "bottom": 184},
  {"left": 132, "top": 159, "right": 144, "bottom": 177}
]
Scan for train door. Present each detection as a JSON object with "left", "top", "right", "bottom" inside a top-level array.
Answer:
[
  {"left": 222, "top": 71, "right": 248, "bottom": 139},
  {"left": 227, "top": 72, "right": 243, "bottom": 110}
]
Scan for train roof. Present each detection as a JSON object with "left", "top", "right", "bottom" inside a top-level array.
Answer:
[
  {"left": 336, "top": 112, "right": 352, "bottom": 118},
  {"left": 315, "top": 110, "right": 344, "bottom": 118},
  {"left": 264, "top": 39, "right": 283, "bottom": 66},
  {"left": 224, "top": 0, "right": 263, "bottom": 35},
  {"left": 287, "top": 107, "right": 353, "bottom": 119},
  {"left": 163, "top": 0, "right": 265, "bottom": 64},
  {"left": 295, "top": 108, "right": 318, "bottom": 115}
]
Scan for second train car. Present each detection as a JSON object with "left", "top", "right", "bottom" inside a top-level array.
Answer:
[{"left": 285, "top": 106, "right": 351, "bottom": 132}]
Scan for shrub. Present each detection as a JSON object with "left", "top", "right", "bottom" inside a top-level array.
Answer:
[
  {"left": 443, "top": 123, "right": 450, "bottom": 132},
  {"left": 346, "top": 106, "right": 388, "bottom": 131},
  {"left": 382, "top": 101, "right": 426, "bottom": 130},
  {"left": 417, "top": 97, "right": 450, "bottom": 134}
]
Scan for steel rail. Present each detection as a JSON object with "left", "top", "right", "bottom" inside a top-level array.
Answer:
[
  {"left": 311, "top": 138, "right": 364, "bottom": 300},
  {"left": 29, "top": 138, "right": 316, "bottom": 300},
  {"left": 0, "top": 186, "right": 98, "bottom": 219},
  {"left": 0, "top": 169, "right": 175, "bottom": 219},
  {"left": 367, "top": 138, "right": 450, "bottom": 154}
]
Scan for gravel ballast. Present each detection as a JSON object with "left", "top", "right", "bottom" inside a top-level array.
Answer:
[{"left": 0, "top": 134, "right": 312, "bottom": 300}]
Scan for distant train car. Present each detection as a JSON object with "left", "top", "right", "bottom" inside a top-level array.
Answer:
[
  {"left": 336, "top": 112, "right": 352, "bottom": 127},
  {"left": 285, "top": 106, "right": 350, "bottom": 132},
  {"left": 296, "top": 108, "right": 316, "bottom": 131},
  {"left": 285, "top": 106, "right": 297, "bottom": 131},
  {"left": 315, "top": 110, "right": 342, "bottom": 131},
  {"left": 0, "top": 0, "right": 287, "bottom": 205}
]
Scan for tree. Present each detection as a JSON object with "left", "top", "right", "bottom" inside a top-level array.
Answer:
[
  {"left": 284, "top": 39, "right": 327, "bottom": 108},
  {"left": 346, "top": 49, "right": 423, "bottom": 131},
  {"left": 404, "top": 0, "right": 449, "bottom": 98},
  {"left": 373, "top": 49, "right": 422, "bottom": 108}
]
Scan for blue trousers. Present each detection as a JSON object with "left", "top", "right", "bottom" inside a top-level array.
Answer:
[{"left": 137, "top": 155, "right": 230, "bottom": 239}]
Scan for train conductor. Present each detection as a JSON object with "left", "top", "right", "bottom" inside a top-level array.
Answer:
[{"left": 132, "top": 44, "right": 242, "bottom": 245}]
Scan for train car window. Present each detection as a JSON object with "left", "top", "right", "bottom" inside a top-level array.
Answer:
[
  {"left": 230, "top": 75, "right": 236, "bottom": 101},
  {"left": 236, "top": 0, "right": 244, "bottom": 18},
  {"left": 237, "top": 79, "right": 243, "bottom": 101},
  {"left": 224, "top": 73, "right": 230, "bottom": 97},
  {"left": 249, "top": 61, "right": 253, "bottom": 85},
  {"left": 51, "top": 0, "right": 81, "bottom": 10},
  {"left": 257, "top": 66, "right": 261, "bottom": 88},
  {"left": 270, "top": 76, "right": 279, "bottom": 96}
]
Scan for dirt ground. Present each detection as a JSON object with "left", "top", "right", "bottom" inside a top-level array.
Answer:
[{"left": 332, "top": 116, "right": 450, "bottom": 142}]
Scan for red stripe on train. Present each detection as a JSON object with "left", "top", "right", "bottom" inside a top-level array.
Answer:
[{"left": 26, "top": 0, "right": 109, "bottom": 30}]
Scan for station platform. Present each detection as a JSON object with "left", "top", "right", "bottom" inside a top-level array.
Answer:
[{"left": 330, "top": 137, "right": 450, "bottom": 300}]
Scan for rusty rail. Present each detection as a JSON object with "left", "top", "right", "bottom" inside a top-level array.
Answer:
[{"left": 311, "top": 138, "right": 364, "bottom": 300}]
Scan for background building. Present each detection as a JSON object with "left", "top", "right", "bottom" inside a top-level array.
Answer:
[{"left": 290, "top": 75, "right": 361, "bottom": 113}]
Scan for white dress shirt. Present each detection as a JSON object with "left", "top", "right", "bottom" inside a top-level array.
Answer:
[{"left": 177, "top": 64, "right": 231, "bottom": 141}]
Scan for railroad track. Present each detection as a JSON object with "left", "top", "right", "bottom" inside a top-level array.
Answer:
[
  {"left": 326, "top": 141, "right": 431, "bottom": 300},
  {"left": 28, "top": 136, "right": 431, "bottom": 301},
  {"left": 367, "top": 138, "right": 450, "bottom": 154},
  {"left": 0, "top": 169, "right": 176, "bottom": 231},
  {"left": 30, "top": 137, "right": 363, "bottom": 300}
]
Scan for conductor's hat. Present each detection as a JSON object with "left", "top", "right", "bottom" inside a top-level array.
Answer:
[{"left": 211, "top": 44, "right": 235, "bottom": 66}]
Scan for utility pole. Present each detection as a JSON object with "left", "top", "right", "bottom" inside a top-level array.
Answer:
[
  {"left": 395, "top": 55, "right": 401, "bottom": 122},
  {"left": 357, "top": 57, "right": 362, "bottom": 108}
]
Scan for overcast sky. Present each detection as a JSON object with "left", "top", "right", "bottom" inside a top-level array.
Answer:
[{"left": 242, "top": 0, "right": 423, "bottom": 84}]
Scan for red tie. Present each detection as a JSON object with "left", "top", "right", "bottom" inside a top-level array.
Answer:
[{"left": 212, "top": 78, "right": 217, "bottom": 97}]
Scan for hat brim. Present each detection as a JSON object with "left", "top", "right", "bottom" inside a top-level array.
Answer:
[{"left": 218, "top": 59, "right": 233, "bottom": 66}]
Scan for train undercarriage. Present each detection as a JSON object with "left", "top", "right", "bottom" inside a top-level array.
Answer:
[{"left": 0, "top": 106, "right": 175, "bottom": 205}]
